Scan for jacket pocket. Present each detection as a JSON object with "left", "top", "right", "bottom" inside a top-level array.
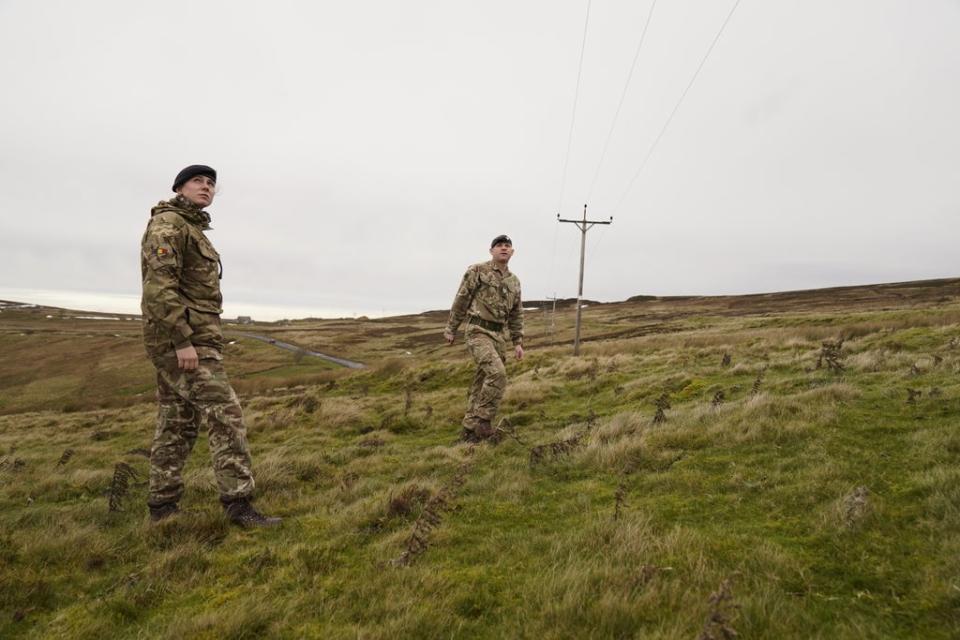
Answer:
[{"left": 195, "top": 238, "right": 220, "bottom": 262}]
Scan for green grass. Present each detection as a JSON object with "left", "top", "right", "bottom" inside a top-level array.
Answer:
[{"left": 1, "top": 283, "right": 960, "bottom": 637}]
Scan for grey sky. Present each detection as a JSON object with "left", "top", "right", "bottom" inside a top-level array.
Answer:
[{"left": 2, "top": 1, "right": 958, "bottom": 319}]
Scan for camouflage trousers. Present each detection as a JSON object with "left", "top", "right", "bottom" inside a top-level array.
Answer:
[
  {"left": 462, "top": 329, "right": 507, "bottom": 430},
  {"left": 148, "top": 350, "right": 255, "bottom": 506}
]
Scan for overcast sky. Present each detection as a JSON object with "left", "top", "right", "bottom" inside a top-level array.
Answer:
[{"left": 2, "top": 1, "right": 958, "bottom": 319}]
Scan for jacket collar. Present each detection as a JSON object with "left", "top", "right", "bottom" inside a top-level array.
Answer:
[
  {"left": 150, "top": 195, "right": 212, "bottom": 229},
  {"left": 488, "top": 259, "right": 510, "bottom": 275}
]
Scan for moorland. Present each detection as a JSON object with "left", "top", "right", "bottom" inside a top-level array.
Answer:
[{"left": 1, "top": 278, "right": 959, "bottom": 638}]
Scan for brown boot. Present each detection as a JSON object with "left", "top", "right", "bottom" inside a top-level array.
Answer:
[
  {"left": 460, "top": 427, "right": 481, "bottom": 443},
  {"left": 475, "top": 419, "right": 494, "bottom": 440},
  {"left": 221, "top": 497, "right": 282, "bottom": 528}
]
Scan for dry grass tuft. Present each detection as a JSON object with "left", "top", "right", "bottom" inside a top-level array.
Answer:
[
  {"left": 504, "top": 379, "right": 556, "bottom": 406},
  {"left": 386, "top": 484, "right": 433, "bottom": 519},
  {"left": 579, "top": 412, "right": 646, "bottom": 470},
  {"left": 729, "top": 362, "right": 753, "bottom": 375},
  {"left": 372, "top": 357, "right": 409, "bottom": 377},
  {"left": 590, "top": 412, "right": 643, "bottom": 446},
  {"left": 846, "top": 349, "right": 886, "bottom": 372},
  {"left": 317, "top": 397, "right": 369, "bottom": 430},
  {"left": 796, "top": 382, "right": 861, "bottom": 404},
  {"left": 302, "top": 394, "right": 321, "bottom": 414},
  {"left": 254, "top": 406, "right": 300, "bottom": 433},
  {"left": 552, "top": 357, "right": 600, "bottom": 380}
]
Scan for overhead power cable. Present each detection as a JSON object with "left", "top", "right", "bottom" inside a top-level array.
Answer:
[
  {"left": 611, "top": 0, "right": 742, "bottom": 215},
  {"left": 556, "top": 0, "right": 593, "bottom": 215},
  {"left": 586, "top": 0, "right": 659, "bottom": 203}
]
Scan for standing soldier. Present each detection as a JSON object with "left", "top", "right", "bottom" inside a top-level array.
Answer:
[
  {"left": 141, "top": 164, "right": 280, "bottom": 527},
  {"left": 444, "top": 235, "right": 524, "bottom": 442}
]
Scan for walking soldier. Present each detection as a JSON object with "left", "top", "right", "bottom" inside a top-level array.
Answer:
[
  {"left": 444, "top": 235, "right": 524, "bottom": 441},
  {"left": 140, "top": 164, "right": 280, "bottom": 527}
]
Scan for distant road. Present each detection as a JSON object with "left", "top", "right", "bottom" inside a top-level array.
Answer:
[{"left": 227, "top": 332, "right": 365, "bottom": 369}]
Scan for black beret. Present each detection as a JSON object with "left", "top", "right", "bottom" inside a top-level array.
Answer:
[
  {"left": 172, "top": 165, "right": 217, "bottom": 192},
  {"left": 491, "top": 234, "right": 512, "bottom": 248}
]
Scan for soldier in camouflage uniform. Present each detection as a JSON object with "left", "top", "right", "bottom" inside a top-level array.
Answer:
[
  {"left": 141, "top": 164, "right": 280, "bottom": 527},
  {"left": 444, "top": 235, "right": 524, "bottom": 441}
]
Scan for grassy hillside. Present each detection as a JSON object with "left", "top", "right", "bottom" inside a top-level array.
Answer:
[
  {"left": 1, "top": 280, "right": 959, "bottom": 638},
  {"left": 0, "top": 305, "right": 339, "bottom": 415}
]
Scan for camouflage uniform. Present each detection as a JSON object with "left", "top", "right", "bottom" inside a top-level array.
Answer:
[
  {"left": 445, "top": 260, "right": 523, "bottom": 432},
  {"left": 141, "top": 195, "right": 255, "bottom": 507}
]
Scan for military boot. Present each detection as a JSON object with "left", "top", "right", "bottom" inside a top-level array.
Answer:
[
  {"left": 459, "top": 426, "right": 481, "bottom": 443},
  {"left": 221, "top": 497, "right": 282, "bottom": 528},
  {"left": 148, "top": 501, "right": 179, "bottom": 522},
  {"left": 474, "top": 419, "right": 495, "bottom": 440}
]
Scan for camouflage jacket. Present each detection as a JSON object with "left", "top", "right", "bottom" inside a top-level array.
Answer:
[
  {"left": 140, "top": 196, "right": 224, "bottom": 356},
  {"left": 445, "top": 260, "right": 523, "bottom": 345}
]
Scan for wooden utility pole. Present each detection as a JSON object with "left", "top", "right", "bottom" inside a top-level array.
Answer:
[{"left": 558, "top": 204, "right": 612, "bottom": 355}]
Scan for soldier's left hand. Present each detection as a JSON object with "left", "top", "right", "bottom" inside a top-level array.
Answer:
[{"left": 515, "top": 344, "right": 524, "bottom": 360}]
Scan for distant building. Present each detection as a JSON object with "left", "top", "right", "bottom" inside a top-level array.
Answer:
[{"left": 237, "top": 316, "right": 253, "bottom": 324}]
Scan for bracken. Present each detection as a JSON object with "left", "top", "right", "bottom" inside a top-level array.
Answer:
[
  {"left": 697, "top": 577, "right": 740, "bottom": 640},
  {"left": 816, "top": 338, "right": 845, "bottom": 373},
  {"left": 529, "top": 434, "right": 582, "bottom": 466},
  {"left": 56, "top": 448, "right": 75, "bottom": 468},
  {"left": 906, "top": 388, "right": 922, "bottom": 405},
  {"left": 652, "top": 393, "right": 671, "bottom": 425},
  {"left": 391, "top": 459, "right": 474, "bottom": 566},
  {"left": 711, "top": 390, "right": 725, "bottom": 408},
  {"left": 108, "top": 462, "right": 140, "bottom": 512}
]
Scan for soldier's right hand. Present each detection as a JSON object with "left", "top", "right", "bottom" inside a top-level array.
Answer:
[
  {"left": 443, "top": 330, "right": 455, "bottom": 345},
  {"left": 176, "top": 344, "right": 199, "bottom": 370}
]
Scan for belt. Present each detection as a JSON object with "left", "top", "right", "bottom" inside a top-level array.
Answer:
[{"left": 467, "top": 316, "right": 503, "bottom": 332}]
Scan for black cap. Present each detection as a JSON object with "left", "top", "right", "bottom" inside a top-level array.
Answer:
[
  {"left": 491, "top": 234, "right": 512, "bottom": 248},
  {"left": 172, "top": 165, "right": 217, "bottom": 192}
]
